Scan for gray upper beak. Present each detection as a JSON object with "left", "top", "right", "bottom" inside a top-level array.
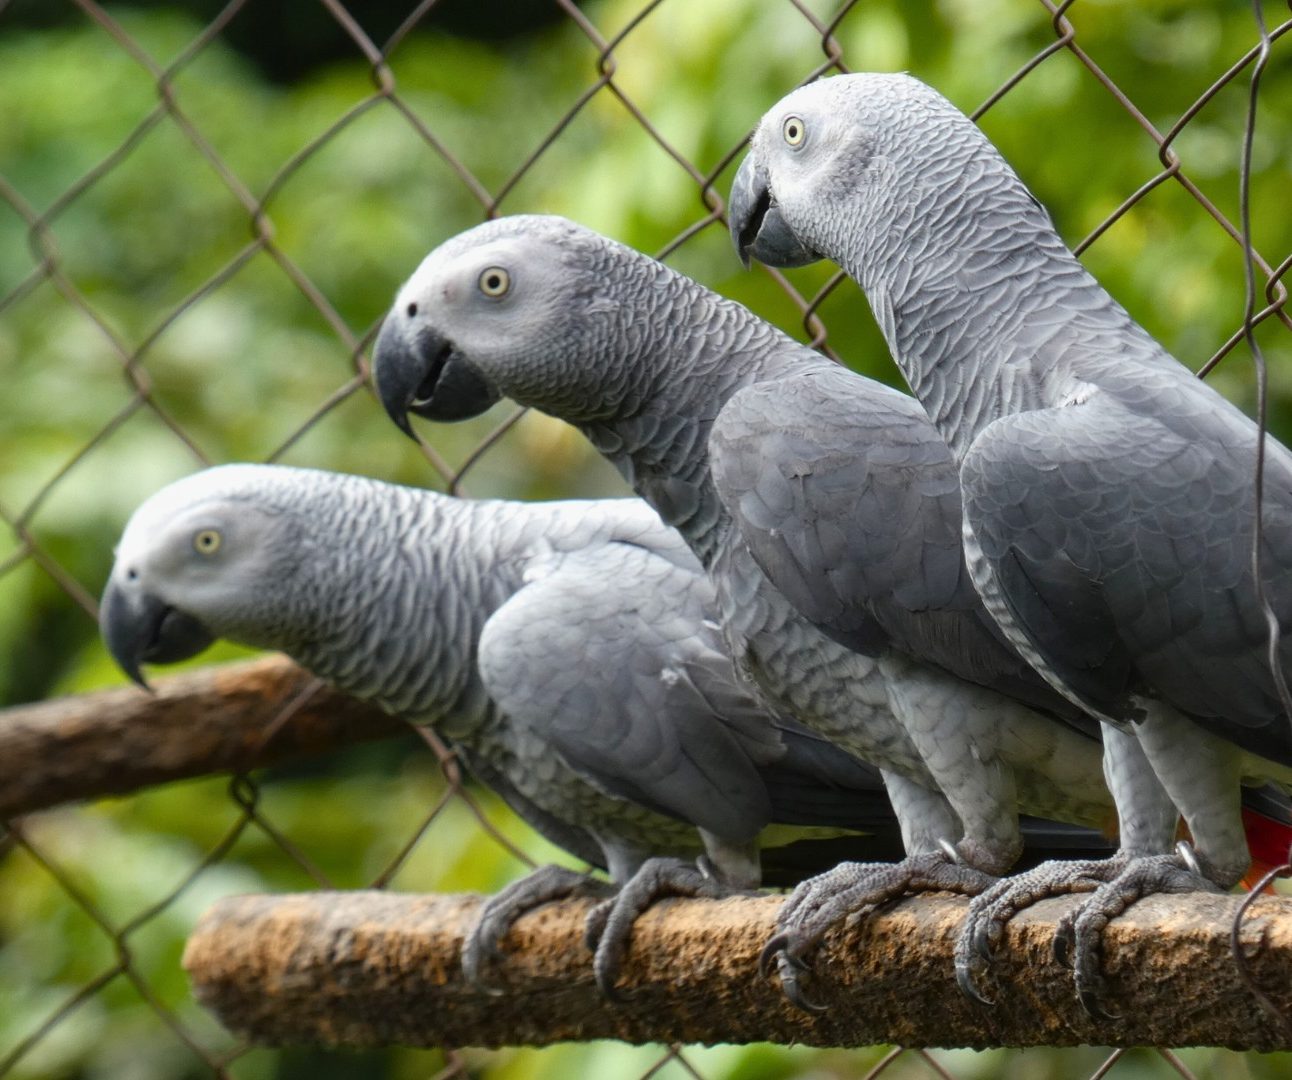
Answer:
[
  {"left": 100, "top": 577, "right": 213, "bottom": 690},
  {"left": 373, "top": 314, "right": 424, "bottom": 440},
  {"left": 373, "top": 313, "right": 501, "bottom": 436},
  {"left": 729, "top": 153, "right": 820, "bottom": 270}
]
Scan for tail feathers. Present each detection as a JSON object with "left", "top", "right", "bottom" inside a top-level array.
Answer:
[
  {"left": 760, "top": 722, "right": 896, "bottom": 831},
  {"left": 761, "top": 772, "right": 896, "bottom": 833},
  {"left": 760, "top": 833, "right": 909, "bottom": 886},
  {"left": 1015, "top": 816, "right": 1117, "bottom": 862},
  {"left": 757, "top": 813, "right": 1119, "bottom": 888},
  {"left": 1240, "top": 784, "right": 1292, "bottom": 888},
  {"left": 770, "top": 716, "right": 893, "bottom": 792}
]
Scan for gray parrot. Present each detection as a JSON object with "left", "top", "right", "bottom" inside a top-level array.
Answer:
[
  {"left": 104, "top": 463, "right": 1037, "bottom": 997},
  {"left": 730, "top": 71, "right": 1292, "bottom": 1012},
  {"left": 371, "top": 214, "right": 1134, "bottom": 1008}
]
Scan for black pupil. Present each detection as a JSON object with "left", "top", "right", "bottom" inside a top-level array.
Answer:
[
  {"left": 406, "top": 302, "right": 418, "bottom": 316},
  {"left": 487, "top": 274, "right": 502, "bottom": 290},
  {"left": 788, "top": 123, "right": 799, "bottom": 139}
]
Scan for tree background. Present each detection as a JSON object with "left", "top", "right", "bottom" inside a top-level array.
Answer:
[{"left": 1, "top": 0, "right": 1290, "bottom": 1077}]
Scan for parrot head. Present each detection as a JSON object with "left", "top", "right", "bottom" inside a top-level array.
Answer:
[
  {"left": 373, "top": 215, "right": 663, "bottom": 437},
  {"left": 101, "top": 466, "right": 307, "bottom": 689},
  {"left": 730, "top": 73, "right": 976, "bottom": 273}
]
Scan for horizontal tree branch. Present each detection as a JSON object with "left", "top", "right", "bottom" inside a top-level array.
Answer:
[
  {"left": 185, "top": 888, "right": 1292, "bottom": 1051},
  {"left": 0, "top": 656, "right": 406, "bottom": 818}
]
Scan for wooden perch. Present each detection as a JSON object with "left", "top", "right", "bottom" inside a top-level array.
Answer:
[
  {"left": 186, "top": 888, "right": 1292, "bottom": 1051},
  {"left": 0, "top": 656, "right": 405, "bottom": 818}
]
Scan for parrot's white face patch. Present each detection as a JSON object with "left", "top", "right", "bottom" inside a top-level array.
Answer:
[{"left": 108, "top": 465, "right": 301, "bottom": 644}]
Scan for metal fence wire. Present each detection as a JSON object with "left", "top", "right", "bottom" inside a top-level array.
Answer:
[{"left": 1, "top": 0, "right": 1291, "bottom": 1077}]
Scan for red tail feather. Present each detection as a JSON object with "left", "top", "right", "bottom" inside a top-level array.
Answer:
[{"left": 1241, "top": 806, "right": 1292, "bottom": 889}]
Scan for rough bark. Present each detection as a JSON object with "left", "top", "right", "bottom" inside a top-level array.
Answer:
[
  {"left": 185, "top": 888, "right": 1292, "bottom": 1051},
  {"left": 0, "top": 656, "right": 405, "bottom": 817}
]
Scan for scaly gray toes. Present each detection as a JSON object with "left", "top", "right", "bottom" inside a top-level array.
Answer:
[
  {"left": 773, "top": 866, "right": 852, "bottom": 930},
  {"left": 954, "top": 850, "right": 1220, "bottom": 1015},
  {"left": 906, "top": 856, "right": 997, "bottom": 897},
  {"left": 765, "top": 852, "right": 996, "bottom": 1013},
  {"left": 583, "top": 896, "right": 614, "bottom": 951},
  {"left": 759, "top": 869, "right": 884, "bottom": 985},
  {"left": 590, "top": 856, "right": 742, "bottom": 1001},
  {"left": 1063, "top": 850, "right": 1219, "bottom": 1018},
  {"left": 1052, "top": 907, "right": 1077, "bottom": 967},
  {"left": 461, "top": 864, "right": 610, "bottom": 988},
  {"left": 955, "top": 857, "right": 1111, "bottom": 1007},
  {"left": 460, "top": 932, "right": 507, "bottom": 996}
]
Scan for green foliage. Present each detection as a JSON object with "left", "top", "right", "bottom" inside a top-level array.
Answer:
[{"left": 0, "top": 1, "right": 1289, "bottom": 1076}]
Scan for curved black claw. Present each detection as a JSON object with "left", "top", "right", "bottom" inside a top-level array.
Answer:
[
  {"left": 763, "top": 852, "right": 997, "bottom": 1013},
  {"left": 461, "top": 864, "right": 613, "bottom": 989},
  {"left": 758, "top": 930, "right": 799, "bottom": 981},
  {"left": 1063, "top": 850, "right": 1218, "bottom": 1019},
  {"left": 1052, "top": 909, "right": 1077, "bottom": 967},
  {"left": 953, "top": 857, "right": 1110, "bottom": 1007},
  {"left": 777, "top": 951, "right": 829, "bottom": 1013},
  {"left": 583, "top": 896, "right": 614, "bottom": 952},
  {"left": 1053, "top": 902, "right": 1120, "bottom": 1020},
  {"left": 954, "top": 961, "right": 997, "bottom": 1007},
  {"left": 588, "top": 856, "right": 748, "bottom": 1002},
  {"left": 954, "top": 849, "right": 1220, "bottom": 1016},
  {"left": 1078, "top": 984, "right": 1121, "bottom": 1023}
]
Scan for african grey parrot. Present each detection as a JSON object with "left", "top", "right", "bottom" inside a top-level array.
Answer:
[
  {"left": 100, "top": 462, "right": 980, "bottom": 997},
  {"left": 730, "top": 71, "right": 1292, "bottom": 1011},
  {"left": 371, "top": 214, "right": 1130, "bottom": 1007}
]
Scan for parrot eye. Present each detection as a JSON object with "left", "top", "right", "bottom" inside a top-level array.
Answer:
[
  {"left": 783, "top": 115, "right": 806, "bottom": 147},
  {"left": 478, "top": 267, "right": 511, "bottom": 298},
  {"left": 193, "top": 529, "right": 222, "bottom": 555}
]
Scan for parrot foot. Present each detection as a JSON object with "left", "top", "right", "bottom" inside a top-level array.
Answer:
[
  {"left": 954, "top": 845, "right": 1218, "bottom": 1015},
  {"left": 761, "top": 851, "right": 997, "bottom": 1013},
  {"left": 585, "top": 856, "right": 752, "bottom": 1002},
  {"left": 461, "top": 864, "right": 615, "bottom": 990},
  {"left": 1056, "top": 847, "right": 1220, "bottom": 1018},
  {"left": 955, "top": 856, "right": 1108, "bottom": 1006}
]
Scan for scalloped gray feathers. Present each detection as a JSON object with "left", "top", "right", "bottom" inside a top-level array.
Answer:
[
  {"left": 102, "top": 464, "right": 913, "bottom": 874},
  {"left": 709, "top": 367, "right": 1095, "bottom": 728},
  {"left": 732, "top": 72, "right": 1292, "bottom": 766},
  {"left": 960, "top": 369, "right": 1292, "bottom": 766}
]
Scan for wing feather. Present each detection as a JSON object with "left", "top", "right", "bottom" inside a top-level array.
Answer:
[
  {"left": 961, "top": 379, "right": 1292, "bottom": 764},
  {"left": 710, "top": 366, "right": 1091, "bottom": 726}
]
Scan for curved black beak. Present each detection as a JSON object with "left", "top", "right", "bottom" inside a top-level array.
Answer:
[
  {"left": 373, "top": 314, "right": 501, "bottom": 438},
  {"left": 100, "top": 578, "right": 214, "bottom": 690},
  {"left": 729, "top": 154, "right": 820, "bottom": 270}
]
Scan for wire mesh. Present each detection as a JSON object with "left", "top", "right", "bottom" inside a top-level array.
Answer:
[{"left": 1, "top": 0, "right": 1290, "bottom": 1077}]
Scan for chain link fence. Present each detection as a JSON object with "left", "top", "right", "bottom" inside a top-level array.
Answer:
[{"left": 1, "top": 0, "right": 1290, "bottom": 1076}]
